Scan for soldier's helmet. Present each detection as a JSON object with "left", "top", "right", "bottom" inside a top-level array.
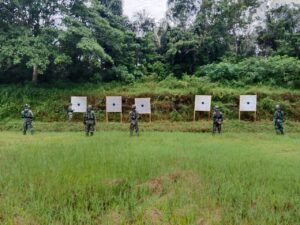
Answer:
[
  {"left": 24, "top": 104, "right": 30, "bottom": 109},
  {"left": 88, "top": 105, "right": 92, "bottom": 110},
  {"left": 275, "top": 105, "right": 280, "bottom": 110},
  {"left": 214, "top": 105, "right": 219, "bottom": 111},
  {"left": 132, "top": 105, "right": 136, "bottom": 110}
]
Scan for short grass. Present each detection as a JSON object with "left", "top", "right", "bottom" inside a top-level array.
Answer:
[{"left": 0, "top": 131, "right": 300, "bottom": 225}]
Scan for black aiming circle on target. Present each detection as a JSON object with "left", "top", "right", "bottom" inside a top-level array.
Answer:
[
  {"left": 141, "top": 104, "right": 144, "bottom": 108},
  {"left": 202, "top": 102, "right": 205, "bottom": 105},
  {"left": 247, "top": 102, "right": 250, "bottom": 105},
  {"left": 112, "top": 103, "right": 116, "bottom": 106},
  {"left": 77, "top": 103, "right": 81, "bottom": 106}
]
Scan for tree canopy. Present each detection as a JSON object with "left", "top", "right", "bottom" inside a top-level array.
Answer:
[{"left": 0, "top": 0, "right": 299, "bottom": 87}]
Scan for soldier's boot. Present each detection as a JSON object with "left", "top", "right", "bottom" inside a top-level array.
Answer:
[
  {"left": 30, "top": 129, "right": 34, "bottom": 135},
  {"left": 280, "top": 128, "right": 284, "bottom": 135},
  {"left": 86, "top": 132, "right": 89, "bottom": 136},
  {"left": 23, "top": 130, "right": 26, "bottom": 135},
  {"left": 90, "top": 132, "right": 94, "bottom": 136}
]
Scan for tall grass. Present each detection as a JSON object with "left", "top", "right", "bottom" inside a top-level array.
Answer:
[{"left": 0, "top": 131, "right": 299, "bottom": 224}]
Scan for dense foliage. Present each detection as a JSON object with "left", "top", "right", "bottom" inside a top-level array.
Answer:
[{"left": 0, "top": 0, "right": 299, "bottom": 87}]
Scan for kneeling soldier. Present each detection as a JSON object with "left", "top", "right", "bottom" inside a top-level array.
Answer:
[
  {"left": 212, "top": 106, "right": 223, "bottom": 134},
  {"left": 21, "top": 104, "right": 34, "bottom": 135},
  {"left": 129, "top": 105, "right": 139, "bottom": 136},
  {"left": 274, "top": 105, "right": 284, "bottom": 135},
  {"left": 84, "top": 105, "right": 96, "bottom": 136}
]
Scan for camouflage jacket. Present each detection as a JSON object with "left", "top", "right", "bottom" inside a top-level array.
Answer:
[
  {"left": 84, "top": 110, "right": 96, "bottom": 124},
  {"left": 274, "top": 110, "right": 284, "bottom": 123},
  {"left": 213, "top": 111, "right": 223, "bottom": 123},
  {"left": 129, "top": 110, "right": 139, "bottom": 122},
  {"left": 21, "top": 109, "right": 34, "bottom": 121}
]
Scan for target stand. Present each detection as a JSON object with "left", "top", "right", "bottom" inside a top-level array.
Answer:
[
  {"left": 135, "top": 98, "right": 152, "bottom": 122},
  {"left": 71, "top": 96, "right": 87, "bottom": 113},
  {"left": 106, "top": 96, "right": 123, "bottom": 123},
  {"left": 194, "top": 95, "right": 212, "bottom": 121},
  {"left": 239, "top": 95, "right": 257, "bottom": 121}
]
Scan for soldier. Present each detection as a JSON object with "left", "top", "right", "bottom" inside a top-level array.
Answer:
[
  {"left": 212, "top": 106, "right": 223, "bottom": 134},
  {"left": 67, "top": 103, "right": 74, "bottom": 121},
  {"left": 129, "top": 105, "right": 139, "bottom": 136},
  {"left": 274, "top": 105, "right": 284, "bottom": 135},
  {"left": 21, "top": 104, "right": 34, "bottom": 135},
  {"left": 83, "top": 105, "right": 96, "bottom": 136}
]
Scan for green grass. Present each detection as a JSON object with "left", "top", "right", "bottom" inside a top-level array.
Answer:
[
  {"left": 0, "top": 131, "right": 300, "bottom": 225},
  {"left": 1, "top": 77, "right": 300, "bottom": 121}
]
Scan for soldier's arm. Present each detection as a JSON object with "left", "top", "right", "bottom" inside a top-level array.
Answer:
[
  {"left": 128, "top": 112, "right": 132, "bottom": 122},
  {"left": 93, "top": 112, "right": 96, "bottom": 124},
  {"left": 273, "top": 112, "right": 277, "bottom": 122}
]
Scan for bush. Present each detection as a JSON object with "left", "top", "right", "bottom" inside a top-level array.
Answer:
[{"left": 197, "top": 56, "right": 300, "bottom": 88}]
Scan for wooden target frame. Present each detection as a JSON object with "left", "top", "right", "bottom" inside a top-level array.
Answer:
[
  {"left": 194, "top": 95, "right": 212, "bottom": 121},
  {"left": 239, "top": 95, "right": 257, "bottom": 121},
  {"left": 135, "top": 98, "right": 152, "bottom": 122},
  {"left": 106, "top": 96, "right": 123, "bottom": 123}
]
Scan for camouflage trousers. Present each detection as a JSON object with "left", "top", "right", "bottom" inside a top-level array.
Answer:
[
  {"left": 130, "top": 121, "right": 139, "bottom": 136},
  {"left": 85, "top": 121, "right": 95, "bottom": 136},
  {"left": 23, "top": 120, "right": 34, "bottom": 135},
  {"left": 275, "top": 120, "right": 284, "bottom": 135},
  {"left": 213, "top": 122, "right": 222, "bottom": 134}
]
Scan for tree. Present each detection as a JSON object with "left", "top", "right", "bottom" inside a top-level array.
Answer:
[
  {"left": 166, "top": 0, "right": 201, "bottom": 29},
  {"left": 131, "top": 10, "right": 156, "bottom": 37},
  {"left": 100, "top": 0, "right": 123, "bottom": 16},
  {"left": 0, "top": 0, "right": 70, "bottom": 83},
  {"left": 193, "top": 0, "right": 260, "bottom": 63},
  {"left": 257, "top": 4, "right": 300, "bottom": 58}
]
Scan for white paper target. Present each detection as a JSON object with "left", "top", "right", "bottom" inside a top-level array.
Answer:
[
  {"left": 194, "top": 95, "right": 212, "bottom": 112},
  {"left": 240, "top": 95, "right": 257, "bottom": 112},
  {"left": 106, "top": 96, "right": 122, "bottom": 112},
  {"left": 71, "top": 96, "right": 87, "bottom": 113},
  {"left": 135, "top": 98, "right": 151, "bottom": 114}
]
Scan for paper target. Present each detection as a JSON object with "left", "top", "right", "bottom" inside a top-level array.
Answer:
[
  {"left": 106, "top": 96, "right": 122, "bottom": 112},
  {"left": 194, "top": 95, "right": 212, "bottom": 112},
  {"left": 71, "top": 96, "right": 87, "bottom": 113},
  {"left": 135, "top": 98, "right": 151, "bottom": 114},
  {"left": 239, "top": 95, "right": 257, "bottom": 112}
]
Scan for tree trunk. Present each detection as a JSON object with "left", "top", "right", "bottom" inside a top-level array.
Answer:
[{"left": 32, "top": 65, "right": 38, "bottom": 83}]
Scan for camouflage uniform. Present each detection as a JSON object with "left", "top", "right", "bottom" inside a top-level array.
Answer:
[
  {"left": 129, "top": 106, "right": 139, "bottom": 136},
  {"left": 274, "top": 106, "right": 284, "bottom": 135},
  {"left": 212, "top": 107, "right": 223, "bottom": 134},
  {"left": 21, "top": 105, "right": 34, "bottom": 135},
  {"left": 67, "top": 104, "right": 74, "bottom": 121},
  {"left": 84, "top": 106, "right": 96, "bottom": 136}
]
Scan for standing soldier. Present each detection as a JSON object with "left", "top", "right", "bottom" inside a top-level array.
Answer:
[
  {"left": 21, "top": 104, "right": 34, "bottom": 135},
  {"left": 129, "top": 105, "right": 139, "bottom": 136},
  {"left": 212, "top": 106, "right": 223, "bottom": 134},
  {"left": 274, "top": 105, "right": 284, "bottom": 135},
  {"left": 67, "top": 103, "right": 74, "bottom": 121},
  {"left": 84, "top": 105, "right": 96, "bottom": 136}
]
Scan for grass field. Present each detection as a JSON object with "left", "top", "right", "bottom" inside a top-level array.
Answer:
[{"left": 0, "top": 131, "right": 300, "bottom": 225}]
